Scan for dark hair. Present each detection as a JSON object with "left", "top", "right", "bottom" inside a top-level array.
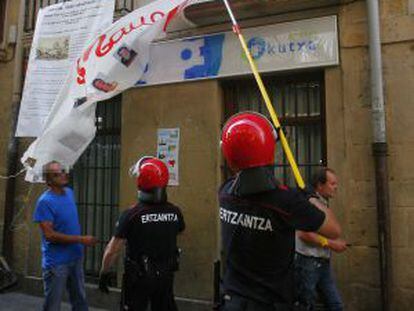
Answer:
[
  {"left": 42, "top": 161, "right": 61, "bottom": 184},
  {"left": 311, "top": 167, "right": 335, "bottom": 189}
]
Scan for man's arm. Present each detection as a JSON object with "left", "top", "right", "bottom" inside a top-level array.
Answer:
[
  {"left": 98, "top": 237, "right": 124, "bottom": 294},
  {"left": 308, "top": 197, "right": 341, "bottom": 239},
  {"left": 100, "top": 208, "right": 130, "bottom": 275},
  {"left": 39, "top": 222, "right": 97, "bottom": 246},
  {"left": 100, "top": 237, "right": 125, "bottom": 274},
  {"left": 297, "top": 231, "right": 347, "bottom": 253}
]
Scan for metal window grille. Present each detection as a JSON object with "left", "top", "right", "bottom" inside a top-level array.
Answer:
[
  {"left": 222, "top": 72, "right": 326, "bottom": 187},
  {"left": 72, "top": 95, "right": 122, "bottom": 278}
]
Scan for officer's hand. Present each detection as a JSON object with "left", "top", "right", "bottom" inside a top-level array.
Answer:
[
  {"left": 80, "top": 235, "right": 98, "bottom": 246},
  {"left": 328, "top": 239, "right": 347, "bottom": 253},
  {"left": 98, "top": 272, "right": 111, "bottom": 294}
]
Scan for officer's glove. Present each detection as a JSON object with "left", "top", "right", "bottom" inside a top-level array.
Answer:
[{"left": 98, "top": 272, "right": 111, "bottom": 294}]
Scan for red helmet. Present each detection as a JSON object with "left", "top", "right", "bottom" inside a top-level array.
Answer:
[
  {"left": 221, "top": 112, "right": 277, "bottom": 171},
  {"left": 135, "top": 157, "right": 169, "bottom": 191}
]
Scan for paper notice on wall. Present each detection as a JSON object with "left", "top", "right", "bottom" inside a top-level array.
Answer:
[
  {"left": 16, "top": 0, "right": 115, "bottom": 137},
  {"left": 157, "top": 128, "right": 180, "bottom": 186}
]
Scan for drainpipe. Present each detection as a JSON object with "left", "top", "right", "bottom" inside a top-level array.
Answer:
[
  {"left": 2, "top": 0, "right": 26, "bottom": 262},
  {"left": 366, "top": 1, "right": 392, "bottom": 310}
]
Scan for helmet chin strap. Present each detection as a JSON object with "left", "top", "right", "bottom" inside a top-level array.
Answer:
[
  {"left": 138, "top": 187, "right": 167, "bottom": 204},
  {"left": 229, "top": 165, "right": 278, "bottom": 196}
]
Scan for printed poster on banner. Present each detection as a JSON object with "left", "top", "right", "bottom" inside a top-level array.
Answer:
[
  {"left": 157, "top": 128, "right": 180, "bottom": 186},
  {"left": 16, "top": 0, "right": 115, "bottom": 137}
]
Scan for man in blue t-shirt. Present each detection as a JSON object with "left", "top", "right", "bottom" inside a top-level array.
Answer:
[{"left": 33, "top": 161, "right": 97, "bottom": 311}]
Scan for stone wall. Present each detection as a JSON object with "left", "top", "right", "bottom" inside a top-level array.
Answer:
[
  {"left": 121, "top": 80, "right": 223, "bottom": 300},
  {"left": 332, "top": 1, "right": 414, "bottom": 309}
]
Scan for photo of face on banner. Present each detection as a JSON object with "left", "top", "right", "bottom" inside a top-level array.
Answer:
[
  {"left": 92, "top": 73, "right": 118, "bottom": 93},
  {"left": 114, "top": 44, "right": 138, "bottom": 67}
]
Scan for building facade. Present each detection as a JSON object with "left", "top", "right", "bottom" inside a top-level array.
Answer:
[{"left": 1, "top": 0, "right": 414, "bottom": 310}]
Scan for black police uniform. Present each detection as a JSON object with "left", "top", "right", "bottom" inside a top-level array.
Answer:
[
  {"left": 219, "top": 166, "right": 326, "bottom": 311},
  {"left": 115, "top": 200, "right": 185, "bottom": 311}
]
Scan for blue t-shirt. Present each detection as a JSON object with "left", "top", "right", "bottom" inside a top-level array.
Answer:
[{"left": 33, "top": 187, "right": 83, "bottom": 269}]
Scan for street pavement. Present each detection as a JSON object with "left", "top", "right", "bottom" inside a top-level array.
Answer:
[{"left": 0, "top": 291, "right": 108, "bottom": 310}]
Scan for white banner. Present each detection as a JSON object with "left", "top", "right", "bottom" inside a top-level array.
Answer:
[
  {"left": 137, "top": 16, "right": 338, "bottom": 86},
  {"left": 16, "top": 0, "right": 115, "bottom": 137},
  {"left": 22, "top": 0, "right": 190, "bottom": 182}
]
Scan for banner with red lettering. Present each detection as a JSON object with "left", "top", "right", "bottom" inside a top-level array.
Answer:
[
  {"left": 21, "top": 0, "right": 190, "bottom": 182},
  {"left": 16, "top": 0, "right": 115, "bottom": 137}
]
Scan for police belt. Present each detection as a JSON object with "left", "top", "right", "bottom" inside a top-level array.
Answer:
[
  {"left": 125, "top": 254, "right": 179, "bottom": 277},
  {"left": 295, "top": 252, "right": 330, "bottom": 263},
  {"left": 223, "top": 292, "right": 292, "bottom": 311}
]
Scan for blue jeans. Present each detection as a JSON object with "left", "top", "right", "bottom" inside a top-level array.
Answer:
[
  {"left": 42, "top": 259, "right": 88, "bottom": 311},
  {"left": 294, "top": 253, "right": 343, "bottom": 311}
]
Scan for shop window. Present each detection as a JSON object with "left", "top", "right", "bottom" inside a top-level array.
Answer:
[
  {"left": 222, "top": 72, "right": 326, "bottom": 187},
  {"left": 72, "top": 95, "right": 122, "bottom": 279}
]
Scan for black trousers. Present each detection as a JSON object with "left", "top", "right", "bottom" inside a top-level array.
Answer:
[
  {"left": 220, "top": 293, "right": 292, "bottom": 311},
  {"left": 121, "top": 272, "right": 177, "bottom": 311}
]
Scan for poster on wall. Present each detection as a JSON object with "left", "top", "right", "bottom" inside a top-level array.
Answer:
[
  {"left": 157, "top": 128, "right": 180, "bottom": 186},
  {"left": 16, "top": 0, "right": 115, "bottom": 137}
]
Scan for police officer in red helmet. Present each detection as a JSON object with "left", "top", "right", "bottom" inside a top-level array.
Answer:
[
  {"left": 219, "top": 112, "right": 342, "bottom": 311},
  {"left": 99, "top": 157, "right": 185, "bottom": 311}
]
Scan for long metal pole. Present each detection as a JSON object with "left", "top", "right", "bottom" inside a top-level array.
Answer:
[
  {"left": 366, "top": 1, "right": 392, "bottom": 310},
  {"left": 221, "top": 0, "right": 305, "bottom": 189}
]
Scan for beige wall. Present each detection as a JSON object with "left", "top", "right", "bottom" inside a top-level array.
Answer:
[
  {"left": 0, "top": 0, "right": 45, "bottom": 279},
  {"left": 0, "top": 0, "right": 60, "bottom": 279},
  {"left": 327, "top": 0, "right": 414, "bottom": 309},
  {"left": 121, "top": 80, "right": 223, "bottom": 300},
  {"left": 0, "top": 0, "right": 18, "bottom": 250}
]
